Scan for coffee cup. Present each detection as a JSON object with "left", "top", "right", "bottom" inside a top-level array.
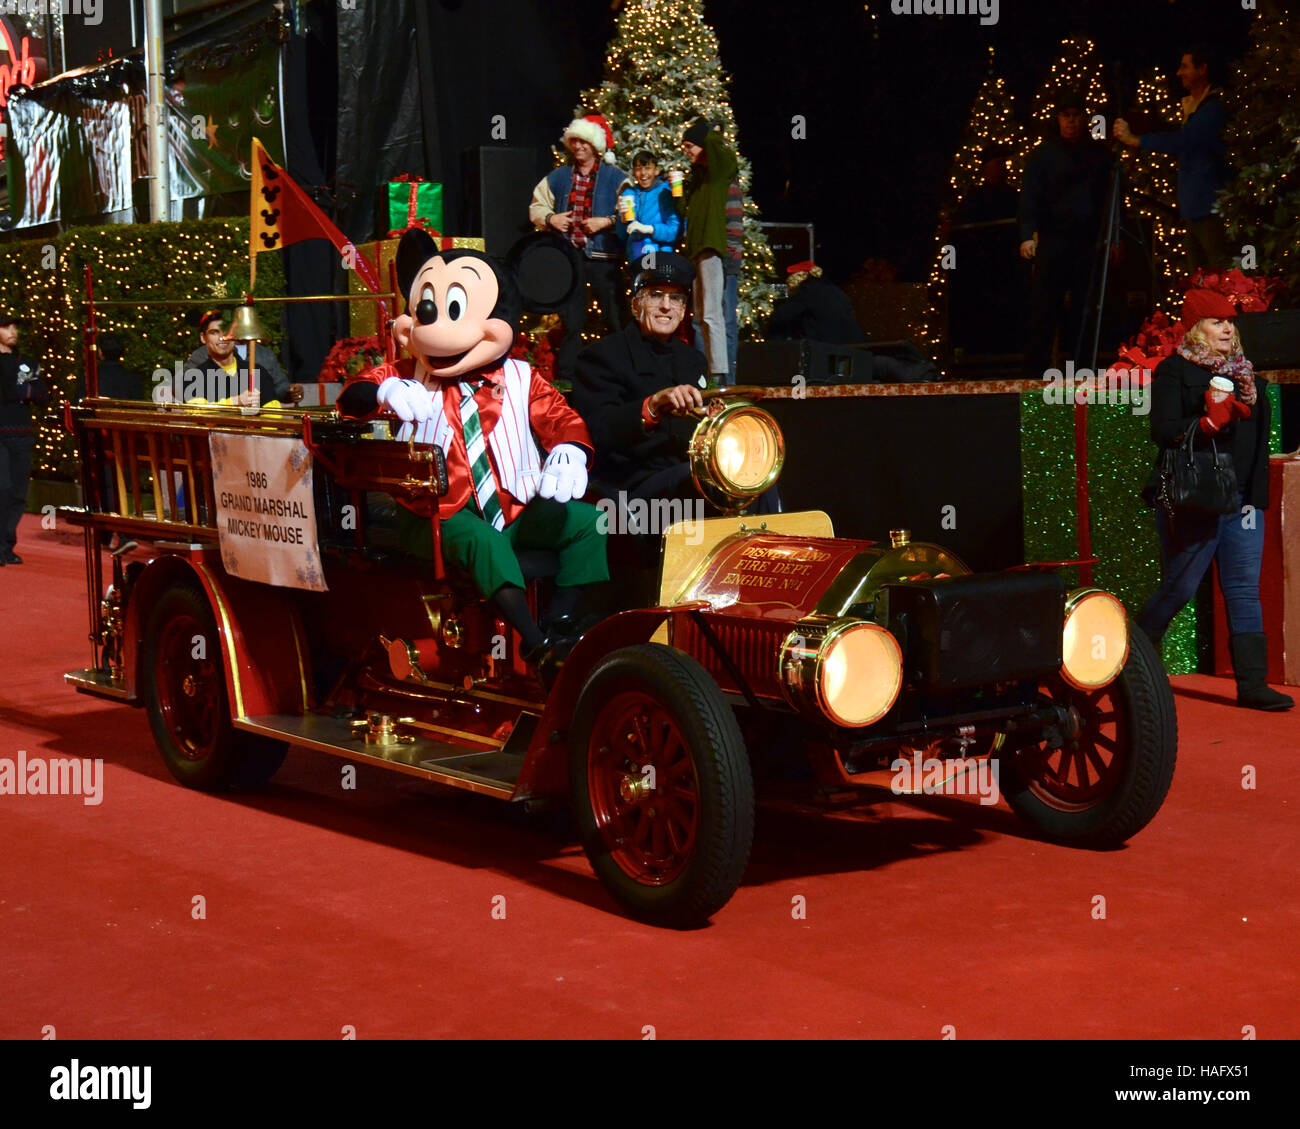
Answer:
[
  {"left": 1208, "top": 376, "right": 1234, "bottom": 403},
  {"left": 668, "top": 169, "right": 683, "bottom": 197}
]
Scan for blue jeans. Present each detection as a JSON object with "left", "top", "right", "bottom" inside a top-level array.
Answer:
[
  {"left": 1137, "top": 499, "right": 1265, "bottom": 638},
  {"left": 723, "top": 270, "right": 740, "bottom": 384}
]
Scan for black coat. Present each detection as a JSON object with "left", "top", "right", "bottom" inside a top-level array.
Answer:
[
  {"left": 768, "top": 277, "right": 865, "bottom": 345},
  {"left": 0, "top": 352, "right": 43, "bottom": 431},
  {"left": 1144, "top": 352, "right": 1271, "bottom": 510},
  {"left": 96, "top": 359, "right": 145, "bottom": 400},
  {"left": 570, "top": 323, "right": 705, "bottom": 493},
  {"left": 1018, "top": 135, "right": 1114, "bottom": 244},
  {"left": 184, "top": 345, "right": 293, "bottom": 401}
]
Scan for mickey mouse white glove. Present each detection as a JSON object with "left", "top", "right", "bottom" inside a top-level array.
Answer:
[
  {"left": 627, "top": 221, "right": 654, "bottom": 236},
  {"left": 376, "top": 375, "right": 434, "bottom": 423},
  {"left": 539, "top": 443, "right": 588, "bottom": 504}
]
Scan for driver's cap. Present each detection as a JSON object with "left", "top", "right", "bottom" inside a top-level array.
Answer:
[{"left": 632, "top": 251, "right": 695, "bottom": 297}]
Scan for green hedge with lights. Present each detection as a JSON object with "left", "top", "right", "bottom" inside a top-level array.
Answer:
[{"left": 0, "top": 218, "right": 286, "bottom": 481}]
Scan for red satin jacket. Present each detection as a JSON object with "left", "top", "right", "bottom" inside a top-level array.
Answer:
[{"left": 340, "top": 357, "right": 593, "bottom": 523}]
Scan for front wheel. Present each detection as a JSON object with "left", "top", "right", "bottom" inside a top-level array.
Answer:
[
  {"left": 995, "top": 628, "right": 1176, "bottom": 846},
  {"left": 569, "top": 644, "right": 754, "bottom": 927},
  {"left": 142, "top": 585, "right": 287, "bottom": 791}
]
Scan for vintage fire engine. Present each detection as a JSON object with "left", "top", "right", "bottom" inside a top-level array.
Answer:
[{"left": 64, "top": 341, "right": 1176, "bottom": 927}]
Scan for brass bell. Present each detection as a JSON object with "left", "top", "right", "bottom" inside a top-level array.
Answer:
[{"left": 228, "top": 302, "right": 270, "bottom": 343}]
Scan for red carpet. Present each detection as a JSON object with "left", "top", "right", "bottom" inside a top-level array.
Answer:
[{"left": 2, "top": 512, "right": 1297, "bottom": 1039}]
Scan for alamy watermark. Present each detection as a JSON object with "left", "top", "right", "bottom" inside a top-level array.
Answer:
[
  {"left": 1042, "top": 361, "right": 1151, "bottom": 416},
  {"left": 889, "top": 0, "right": 998, "bottom": 27},
  {"left": 891, "top": 750, "right": 1000, "bottom": 806},
  {"left": 0, "top": 0, "right": 102, "bottom": 25},
  {"left": 151, "top": 363, "right": 265, "bottom": 405},
  {"left": 0, "top": 751, "right": 103, "bottom": 805},
  {"left": 596, "top": 491, "right": 705, "bottom": 544}
]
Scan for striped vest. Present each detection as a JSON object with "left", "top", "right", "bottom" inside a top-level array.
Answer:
[{"left": 400, "top": 359, "right": 544, "bottom": 506}]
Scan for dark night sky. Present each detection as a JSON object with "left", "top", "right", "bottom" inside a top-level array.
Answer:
[{"left": 556, "top": 0, "right": 1255, "bottom": 283}]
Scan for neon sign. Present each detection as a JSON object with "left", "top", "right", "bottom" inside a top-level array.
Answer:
[{"left": 0, "top": 20, "right": 38, "bottom": 160}]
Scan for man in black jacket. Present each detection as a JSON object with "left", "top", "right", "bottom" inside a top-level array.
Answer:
[
  {"left": 1019, "top": 89, "right": 1115, "bottom": 377},
  {"left": 0, "top": 315, "right": 47, "bottom": 564},
  {"left": 571, "top": 252, "right": 709, "bottom": 507},
  {"left": 95, "top": 334, "right": 145, "bottom": 400}
]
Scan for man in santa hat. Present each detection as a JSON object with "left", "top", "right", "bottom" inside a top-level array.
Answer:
[{"left": 528, "top": 114, "right": 629, "bottom": 382}]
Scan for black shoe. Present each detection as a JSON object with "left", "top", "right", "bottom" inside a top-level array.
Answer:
[
  {"left": 523, "top": 639, "right": 563, "bottom": 692},
  {"left": 1229, "top": 632, "right": 1294, "bottom": 711},
  {"left": 539, "top": 613, "right": 594, "bottom": 653},
  {"left": 0, "top": 550, "right": 22, "bottom": 565}
]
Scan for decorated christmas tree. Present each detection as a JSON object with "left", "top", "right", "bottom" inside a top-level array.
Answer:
[
  {"left": 567, "top": 0, "right": 779, "bottom": 337},
  {"left": 1028, "top": 36, "right": 1110, "bottom": 133},
  {"left": 1219, "top": 0, "right": 1300, "bottom": 303},
  {"left": 1119, "top": 69, "right": 1183, "bottom": 314},
  {"left": 915, "top": 50, "right": 1027, "bottom": 355}
]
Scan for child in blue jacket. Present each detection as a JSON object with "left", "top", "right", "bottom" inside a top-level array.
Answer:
[{"left": 619, "top": 151, "right": 682, "bottom": 267}]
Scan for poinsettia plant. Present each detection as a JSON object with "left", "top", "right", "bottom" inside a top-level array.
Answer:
[
  {"left": 509, "top": 326, "right": 557, "bottom": 384},
  {"left": 320, "top": 335, "right": 385, "bottom": 384}
]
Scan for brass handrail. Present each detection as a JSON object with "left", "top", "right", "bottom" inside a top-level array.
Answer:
[{"left": 86, "top": 294, "right": 399, "bottom": 308}]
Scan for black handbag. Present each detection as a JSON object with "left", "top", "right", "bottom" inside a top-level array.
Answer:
[{"left": 1155, "top": 419, "right": 1239, "bottom": 515}]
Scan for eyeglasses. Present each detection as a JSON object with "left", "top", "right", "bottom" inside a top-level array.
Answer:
[{"left": 639, "top": 288, "right": 687, "bottom": 307}]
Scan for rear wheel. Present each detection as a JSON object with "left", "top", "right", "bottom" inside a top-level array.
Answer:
[
  {"left": 142, "top": 585, "right": 286, "bottom": 791},
  {"left": 996, "top": 628, "right": 1176, "bottom": 845},
  {"left": 570, "top": 644, "right": 753, "bottom": 927}
]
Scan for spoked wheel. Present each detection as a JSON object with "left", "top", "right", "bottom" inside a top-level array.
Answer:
[
  {"left": 142, "top": 585, "right": 286, "bottom": 791},
  {"left": 570, "top": 644, "right": 753, "bottom": 927},
  {"left": 996, "top": 628, "right": 1176, "bottom": 845}
]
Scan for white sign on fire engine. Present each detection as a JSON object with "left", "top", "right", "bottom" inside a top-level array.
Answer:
[{"left": 209, "top": 433, "right": 327, "bottom": 591}]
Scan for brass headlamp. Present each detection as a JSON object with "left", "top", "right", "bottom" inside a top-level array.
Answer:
[
  {"left": 687, "top": 397, "right": 785, "bottom": 514},
  {"left": 779, "top": 617, "right": 903, "bottom": 728}
]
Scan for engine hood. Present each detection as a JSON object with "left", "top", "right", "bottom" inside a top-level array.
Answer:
[{"left": 673, "top": 531, "right": 970, "bottom": 624}]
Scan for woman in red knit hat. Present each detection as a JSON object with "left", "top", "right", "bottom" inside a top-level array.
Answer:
[{"left": 1137, "top": 287, "right": 1292, "bottom": 710}]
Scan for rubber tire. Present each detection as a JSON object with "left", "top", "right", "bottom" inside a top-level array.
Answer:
[
  {"left": 569, "top": 644, "right": 754, "bottom": 928},
  {"left": 142, "top": 585, "right": 287, "bottom": 791},
  {"left": 997, "top": 628, "right": 1177, "bottom": 846}
]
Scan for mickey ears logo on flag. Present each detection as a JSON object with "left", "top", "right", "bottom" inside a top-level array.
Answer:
[{"left": 251, "top": 138, "right": 284, "bottom": 252}]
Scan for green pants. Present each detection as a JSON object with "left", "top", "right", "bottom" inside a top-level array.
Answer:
[{"left": 396, "top": 499, "right": 609, "bottom": 597}]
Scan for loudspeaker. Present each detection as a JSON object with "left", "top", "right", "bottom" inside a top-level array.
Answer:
[
  {"left": 737, "top": 340, "right": 876, "bottom": 386},
  {"left": 736, "top": 340, "right": 804, "bottom": 387},
  {"left": 462, "top": 146, "right": 545, "bottom": 257},
  {"left": 1237, "top": 311, "right": 1300, "bottom": 371}
]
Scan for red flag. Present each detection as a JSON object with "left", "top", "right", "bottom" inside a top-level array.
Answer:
[{"left": 250, "top": 137, "right": 381, "bottom": 297}]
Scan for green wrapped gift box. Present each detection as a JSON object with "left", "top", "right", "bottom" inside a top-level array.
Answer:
[{"left": 387, "top": 177, "right": 444, "bottom": 236}]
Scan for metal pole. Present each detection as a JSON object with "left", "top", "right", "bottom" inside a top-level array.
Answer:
[{"left": 144, "top": 0, "right": 168, "bottom": 222}]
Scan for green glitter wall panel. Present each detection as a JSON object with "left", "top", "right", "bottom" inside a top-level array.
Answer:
[{"left": 1020, "top": 390, "right": 1199, "bottom": 675}]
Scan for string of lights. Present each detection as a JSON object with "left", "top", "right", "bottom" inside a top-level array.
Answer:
[
  {"left": 0, "top": 219, "right": 284, "bottom": 480},
  {"left": 915, "top": 49, "right": 1026, "bottom": 356},
  {"left": 1121, "top": 69, "right": 1182, "bottom": 315}
]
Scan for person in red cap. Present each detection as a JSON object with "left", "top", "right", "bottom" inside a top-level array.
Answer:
[
  {"left": 768, "top": 261, "right": 865, "bottom": 346},
  {"left": 1137, "top": 287, "right": 1292, "bottom": 710},
  {"left": 528, "top": 114, "right": 628, "bottom": 383}
]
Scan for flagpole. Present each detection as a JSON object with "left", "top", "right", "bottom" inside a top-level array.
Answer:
[{"left": 144, "top": 0, "right": 169, "bottom": 222}]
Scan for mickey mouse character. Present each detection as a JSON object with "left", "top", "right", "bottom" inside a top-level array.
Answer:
[{"left": 337, "top": 228, "right": 608, "bottom": 671}]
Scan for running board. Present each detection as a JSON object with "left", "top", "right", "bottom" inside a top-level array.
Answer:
[
  {"left": 236, "top": 712, "right": 536, "bottom": 799},
  {"left": 65, "top": 668, "right": 133, "bottom": 702}
]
